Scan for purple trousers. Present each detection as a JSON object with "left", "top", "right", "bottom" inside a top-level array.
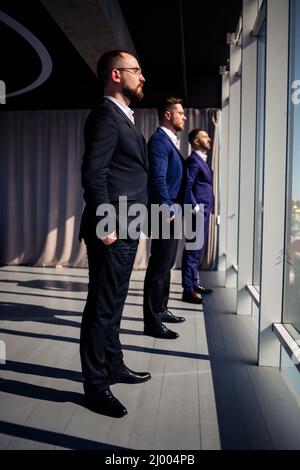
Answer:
[{"left": 181, "top": 212, "right": 210, "bottom": 292}]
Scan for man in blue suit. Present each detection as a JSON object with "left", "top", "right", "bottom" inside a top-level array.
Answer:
[
  {"left": 181, "top": 128, "right": 214, "bottom": 303},
  {"left": 143, "top": 97, "right": 187, "bottom": 339}
]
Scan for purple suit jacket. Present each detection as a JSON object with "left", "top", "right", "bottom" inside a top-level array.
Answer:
[{"left": 186, "top": 150, "right": 214, "bottom": 214}]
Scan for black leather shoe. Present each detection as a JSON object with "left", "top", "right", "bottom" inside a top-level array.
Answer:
[
  {"left": 160, "top": 309, "right": 185, "bottom": 323},
  {"left": 194, "top": 285, "right": 213, "bottom": 295},
  {"left": 144, "top": 323, "right": 179, "bottom": 339},
  {"left": 110, "top": 366, "right": 151, "bottom": 384},
  {"left": 181, "top": 291, "right": 203, "bottom": 304},
  {"left": 84, "top": 384, "right": 127, "bottom": 418}
]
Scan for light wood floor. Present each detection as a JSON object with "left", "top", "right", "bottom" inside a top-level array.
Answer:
[{"left": 0, "top": 266, "right": 300, "bottom": 450}]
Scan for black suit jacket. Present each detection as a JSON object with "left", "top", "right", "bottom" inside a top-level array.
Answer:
[{"left": 79, "top": 98, "right": 148, "bottom": 240}]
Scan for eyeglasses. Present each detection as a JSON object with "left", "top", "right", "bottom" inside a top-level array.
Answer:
[{"left": 115, "top": 67, "right": 143, "bottom": 76}]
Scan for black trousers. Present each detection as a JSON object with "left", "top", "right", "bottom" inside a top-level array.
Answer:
[
  {"left": 143, "top": 222, "right": 178, "bottom": 329},
  {"left": 80, "top": 235, "right": 138, "bottom": 387}
]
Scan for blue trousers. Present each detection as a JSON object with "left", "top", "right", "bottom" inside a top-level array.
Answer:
[{"left": 181, "top": 212, "right": 210, "bottom": 292}]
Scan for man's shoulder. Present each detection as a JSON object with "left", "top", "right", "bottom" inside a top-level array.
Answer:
[
  {"left": 85, "top": 100, "right": 118, "bottom": 128},
  {"left": 186, "top": 152, "right": 201, "bottom": 167},
  {"left": 148, "top": 128, "right": 160, "bottom": 140},
  {"left": 188, "top": 151, "right": 201, "bottom": 161},
  {"left": 148, "top": 128, "right": 173, "bottom": 148},
  {"left": 90, "top": 99, "right": 116, "bottom": 116}
]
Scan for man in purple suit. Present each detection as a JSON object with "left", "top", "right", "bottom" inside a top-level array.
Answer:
[{"left": 181, "top": 128, "right": 214, "bottom": 304}]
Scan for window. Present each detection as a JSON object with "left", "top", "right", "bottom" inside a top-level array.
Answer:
[
  {"left": 253, "top": 21, "right": 266, "bottom": 291},
  {"left": 283, "top": 0, "right": 300, "bottom": 334}
]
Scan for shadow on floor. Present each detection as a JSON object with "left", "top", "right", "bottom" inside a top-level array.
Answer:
[
  {"left": 201, "top": 279, "right": 274, "bottom": 450},
  {"left": 0, "top": 420, "right": 126, "bottom": 450},
  {"left": 0, "top": 327, "right": 208, "bottom": 361},
  {"left": 2, "top": 360, "right": 82, "bottom": 382},
  {"left": 0, "top": 378, "right": 83, "bottom": 405},
  {"left": 0, "top": 278, "right": 88, "bottom": 293},
  {"left": 0, "top": 268, "right": 87, "bottom": 279},
  {"left": 0, "top": 302, "right": 81, "bottom": 329}
]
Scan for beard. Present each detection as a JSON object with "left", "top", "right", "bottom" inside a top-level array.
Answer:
[
  {"left": 173, "top": 123, "right": 185, "bottom": 132},
  {"left": 122, "top": 83, "right": 144, "bottom": 103},
  {"left": 200, "top": 141, "right": 211, "bottom": 151}
]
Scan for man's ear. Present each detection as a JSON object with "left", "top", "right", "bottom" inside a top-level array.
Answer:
[
  {"left": 165, "top": 110, "right": 171, "bottom": 121},
  {"left": 111, "top": 69, "right": 121, "bottom": 84}
]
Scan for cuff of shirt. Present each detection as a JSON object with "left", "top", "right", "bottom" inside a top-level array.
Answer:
[{"left": 192, "top": 204, "right": 200, "bottom": 214}]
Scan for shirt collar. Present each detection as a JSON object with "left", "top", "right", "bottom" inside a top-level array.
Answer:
[
  {"left": 104, "top": 96, "right": 135, "bottom": 123},
  {"left": 195, "top": 150, "right": 207, "bottom": 162},
  {"left": 159, "top": 126, "right": 178, "bottom": 146}
]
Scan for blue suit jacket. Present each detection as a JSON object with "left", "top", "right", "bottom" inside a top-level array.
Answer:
[
  {"left": 186, "top": 150, "right": 214, "bottom": 214},
  {"left": 148, "top": 127, "right": 186, "bottom": 208}
]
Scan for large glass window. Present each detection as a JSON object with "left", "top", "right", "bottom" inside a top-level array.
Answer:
[
  {"left": 253, "top": 21, "right": 266, "bottom": 291},
  {"left": 283, "top": 0, "right": 300, "bottom": 333}
]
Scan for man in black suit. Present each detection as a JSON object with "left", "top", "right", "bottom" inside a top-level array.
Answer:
[{"left": 79, "top": 50, "right": 151, "bottom": 418}]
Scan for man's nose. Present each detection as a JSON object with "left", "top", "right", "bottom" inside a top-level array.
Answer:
[{"left": 140, "top": 74, "right": 145, "bottom": 83}]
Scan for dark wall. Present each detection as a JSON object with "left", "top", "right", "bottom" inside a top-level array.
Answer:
[{"left": 0, "top": 0, "right": 242, "bottom": 110}]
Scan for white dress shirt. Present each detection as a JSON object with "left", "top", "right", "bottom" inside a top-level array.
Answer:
[
  {"left": 104, "top": 96, "right": 135, "bottom": 124},
  {"left": 193, "top": 150, "right": 208, "bottom": 214},
  {"left": 195, "top": 149, "right": 208, "bottom": 162}
]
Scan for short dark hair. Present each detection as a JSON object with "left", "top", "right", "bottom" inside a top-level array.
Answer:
[
  {"left": 96, "top": 50, "right": 136, "bottom": 86},
  {"left": 157, "top": 97, "right": 183, "bottom": 123},
  {"left": 188, "top": 128, "right": 207, "bottom": 146}
]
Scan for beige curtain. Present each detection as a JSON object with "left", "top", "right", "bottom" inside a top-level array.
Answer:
[{"left": 0, "top": 108, "right": 220, "bottom": 269}]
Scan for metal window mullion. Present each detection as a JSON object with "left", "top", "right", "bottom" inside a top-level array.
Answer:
[
  {"left": 237, "top": 0, "right": 258, "bottom": 317},
  {"left": 258, "top": 0, "right": 289, "bottom": 367}
]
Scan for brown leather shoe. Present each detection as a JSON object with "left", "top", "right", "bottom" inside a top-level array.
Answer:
[{"left": 181, "top": 290, "right": 203, "bottom": 304}]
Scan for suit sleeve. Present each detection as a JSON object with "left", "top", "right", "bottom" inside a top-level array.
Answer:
[
  {"left": 186, "top": 159, "right": 199, "bottom": 208},
  {"left": 148, "top": 137, "right": 173, "bottom": 207},
  {"left": 81, "top": 107, "right": 118, "bottom": 213}
]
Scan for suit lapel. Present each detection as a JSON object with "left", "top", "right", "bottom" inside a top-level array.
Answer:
[
  {"left": 170, "top": 139, "right": 185, "bottom": 161},
  {"left": 192, "top": 150, "right": 213, "bottom": 179},
  {"left": 105, "top": 98, "right": 148, "bottom": 170},
  {"left": 157, "top": 128, "right": 185, "bottom": 160},
  {"left": 127, "top": 119, "right": 148, "bottom": 169}
]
